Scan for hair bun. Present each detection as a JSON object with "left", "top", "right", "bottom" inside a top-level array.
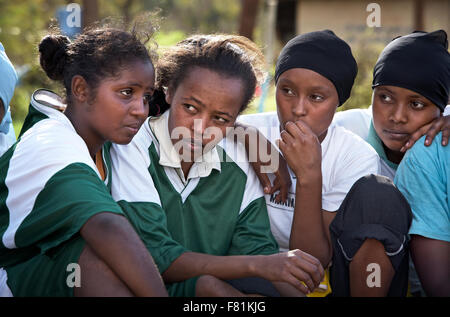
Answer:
[{"left": 39, "top": 34, "right": 70, "bottom": 81}]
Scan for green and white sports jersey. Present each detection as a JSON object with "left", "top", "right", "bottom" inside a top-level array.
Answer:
[
  {"left": 0, "top": 90, "right": 123, "bottom": 296},
  {"left": 110, "top": 113, "right": 279, "bottom": 281}
]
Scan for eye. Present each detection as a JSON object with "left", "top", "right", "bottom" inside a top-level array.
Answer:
[
  {"left": 184, "top": 104, "right": 197, "bottom": 113},
  {"left": 120, "top": 88, "right": 133, "bottom": 97},
  {"left": 281, "top": 87, "right": 295, "bottom": 96},
  {"left": 380, "top": 94, "right": 393, "bottom": 103},
  {"left": 310, "top": 94, "right": 324, "bottom": 102},
  {"left": 215, "top": 116, "right": 229, "bottom": 124},
  {"left": 410, "top": 100, "right": 425, "bottom": 110}
]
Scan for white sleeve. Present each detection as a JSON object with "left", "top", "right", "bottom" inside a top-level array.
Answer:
[
  {"left": 444, "top": 105, "right": 450, "bottom": 116},
  {"left": 110, "top": 129, "right": 161, "bottom": 205},
  {"left": 333, "top": 108, "right": 372, "bottom": 141}
]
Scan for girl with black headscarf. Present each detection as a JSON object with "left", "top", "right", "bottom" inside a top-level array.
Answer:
[
  {"left": 238, "top": 29, "right": 413, "bottom": 297},
  {"left": 335, "top": 30, "right": 450, "bottom": 179},
  {"left": 333, "top": 30, "right": 450, "bottom": 296}
]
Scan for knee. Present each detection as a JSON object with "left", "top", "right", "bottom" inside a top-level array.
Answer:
[
  {"left": 352, "top": 239, "right": 388, "bottom": 263},
  {"left": 340, "top": 174, "right": 412, "bottom": 230},
  {"left": 350, "top": 174, "right": 398, "bottom": 202},
  {"left": 351, "top": 239, "right": 395, "bottom": 277}
]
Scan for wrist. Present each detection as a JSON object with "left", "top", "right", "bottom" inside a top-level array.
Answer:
[
  {"left": 295, "top": 170, "right": 322, "bottom": 187},
  {"left": 247, "top": 255, "right": 264, "bottom": 276}
]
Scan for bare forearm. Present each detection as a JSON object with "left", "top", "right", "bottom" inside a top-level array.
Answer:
[
  {"left": 81, "top": 212, "right": 168, "bottom": 296},
  {"left": 290, "top": 178, "right": 331, "bottom": 267},
  {"left": 411, "top": 235, "right": 450, "bottom": 297},
  {"left": 162, "top": 252, "right": 261, "bottom": 283},
  {"left": 164, "top": 250, "right": 324, "bottom": 295}
]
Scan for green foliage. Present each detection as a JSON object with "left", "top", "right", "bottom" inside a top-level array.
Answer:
[
  {"left": 0, "top": 0, "right": 67, "bottom": 134},
  {"left": 2, "top": 0, "right": 382, "bottom": 134},
  {"left": 1, "top": 0, "right": 244, "bottom": 134},
  {"left": 340, "top": 33, "right": 385, "bottom": 112}
]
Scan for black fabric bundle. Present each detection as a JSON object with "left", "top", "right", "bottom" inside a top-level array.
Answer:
[
  {"left": 275, "top": 30, "right": 358, "bottom": 106},
  {"left": 372, "top": 30, "right": 450, "bottom": 112}
]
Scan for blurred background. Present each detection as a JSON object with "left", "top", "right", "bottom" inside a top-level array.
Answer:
[{"left": 0, "top": 0, "right": 449, "bottom": 135}]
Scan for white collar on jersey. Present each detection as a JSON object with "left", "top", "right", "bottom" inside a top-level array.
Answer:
[{"left": 148, "top": 110, "right": 221, "bottom": 183}]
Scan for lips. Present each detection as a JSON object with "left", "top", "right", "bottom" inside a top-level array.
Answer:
[
  {"left": 383, "top": 129, "right": 410, "bottom": 141},
  {"left": 124, "top": 122, "right": 142, "bottom": 134},
  {"left": 185, "top": 138, "right": 204, "bottom": 150}
]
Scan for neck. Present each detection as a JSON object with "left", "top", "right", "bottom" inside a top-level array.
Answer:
[
  {"left": 383, "top": 143, "right": 404, "bottom": 164},
  {"left": 318, "top": 129, "right": 328, "bottom": 143},
  {"left": 65, "top": 106, "right": 103, "bottom": 160},
  {"left": 180, "top": 160, "right": 194, "bottom": 179}
]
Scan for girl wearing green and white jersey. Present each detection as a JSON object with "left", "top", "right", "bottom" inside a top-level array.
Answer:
[
  {"left": 110, "top": 34, "right": 324, "bottom": 297},
  {"left": 0, "top": 24, "right": 167, "bottom": 297}
]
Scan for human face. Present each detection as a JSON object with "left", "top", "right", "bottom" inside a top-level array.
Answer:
[
  {"left": 166, "top": 67, "right": 245, "bottom": 162},
  {"left": 82, "top": 60, "right": 155, "bottom": 153},
  {"left": 372, "top": 85, "right": 441, "bottom": 163},
  {"left": 276, "top": 68, "right": 339, "bottom": 142}
]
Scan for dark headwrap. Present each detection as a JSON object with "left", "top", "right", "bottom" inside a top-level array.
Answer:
[
  {"left": 275, "top": 30, "right": 358, "bottom": 106},
  {"left": 372, "top": 30, "right": 450, "bottom": 112}
]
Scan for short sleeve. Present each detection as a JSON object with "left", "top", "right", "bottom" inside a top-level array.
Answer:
[
  {"left": 228, "top": 197, "right": 279, "bottom": 256},
  {"left": 395, "top": 135, "right": 450, "bottom": 242},
  {"left": 110, "top": 132, "right": 189, "bottom": 272},
  {"left": 228, "top": 162, "right": 279, "bottom": 256},
  {"left": 117, "top": 200, "right": 188, "bottom": 273},
  {"left": 15, "top": 163, "right": 123, "bottom": 255}
]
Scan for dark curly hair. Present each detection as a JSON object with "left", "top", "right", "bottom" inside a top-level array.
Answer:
[
  {"left": 38, "top": 15, "right": 158, "bottom": 106},
  {"left": 152, "top": 34, "right": 266, "bottom": 116}
]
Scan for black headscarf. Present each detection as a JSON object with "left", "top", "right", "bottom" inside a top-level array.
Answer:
[
  {"left": 275, "top": 30, "right": 358, "bottom": 106},
  {"left": 372, "top": 30, "right": 450, "bottom": 112}
]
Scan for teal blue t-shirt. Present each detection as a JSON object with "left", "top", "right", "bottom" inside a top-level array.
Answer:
[{"left": 394, "top": 133, "right": 450, "bottom": 242}]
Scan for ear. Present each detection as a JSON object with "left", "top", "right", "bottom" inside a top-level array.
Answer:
[
  {"left": 165, "top": 87, "right": 173, "bottom": 105},
  {"left": 71, "top": 75, "right": 90, "bottom": 103}
]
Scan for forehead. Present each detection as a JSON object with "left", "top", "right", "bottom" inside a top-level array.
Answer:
[
  {"left": 103, "top": 60, "right": 155, "bottom": 87},
  {"left": 173, "top": 67, "right": 245, "bottom": 113},
  {"left": 374, "top": 85, "right": 428, "bottom": 99},
  {"left": 278, "top": 68, "right": 336, "bottom": 92}
]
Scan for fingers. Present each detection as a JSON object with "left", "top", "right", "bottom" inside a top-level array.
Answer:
[
  {"left": 286, "top": 275, "right": 313, "bottom": 295},
  {"left": 293, "top": 119, "right": 315, "bottom": 136},
  {"left": 423, "top": 120, "right": 443, "bottom": 147},
  {"left": 402, "top": 116, "right": 450, "bottom": 152},
  {"left": 401, "top": 123, "right": 431, "bottom": 152},
  {"left": 256, "top": 171, "right": 273, "bottom": 195},
  {"left": 289, "top": 250, "right": 324, "bottom": 289},
  {"left": 270, "top": 178, "right": 282, "bottom": 203},
  {"left": 294, "top": 249, "right": 325, "bottom": 278},
  {"left": 271, "top": 175, "right": 290, "bottom": 203},
  {"left": 283, "top": 273, "right": 312, "bottom": 295},
  {"left": 283, "top": 121, "right": 306, "bottom": 141},
  {"left": 442, "top": 126, "right": 449, "bottom": 146},
  {"left": 282, "top": 250, "right": 324, "bottom": 293},
  {"left": 278, "top": 179, "right": 289, "bottom": 203},
  {"left": 278, "top": 153, "right": 292, "bottom": 196},
  {"left": 441, "top": 115, "right": 450, "bottom": 146}
]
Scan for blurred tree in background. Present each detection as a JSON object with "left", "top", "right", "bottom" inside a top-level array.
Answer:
[
  {"left": 1, "top": 0, "right": 381, "bottom": 135},
  {"left": 0, "top": 0, "right": 243, "bottom": 135}
]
